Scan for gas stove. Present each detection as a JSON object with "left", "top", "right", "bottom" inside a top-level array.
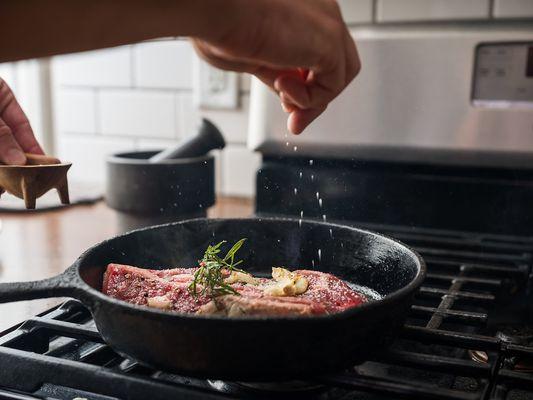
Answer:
[
  {"left": 2, "top": 20, "right": 533, "bottom": 400},
  {"left": 1, "top": 221, "right": 532, "bottom": 400}
]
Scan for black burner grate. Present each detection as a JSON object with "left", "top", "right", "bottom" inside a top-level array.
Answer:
[{"left": 1, "top": 224, "right": 532, "bottom": 400}]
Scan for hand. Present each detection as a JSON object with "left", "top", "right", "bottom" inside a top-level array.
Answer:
[
  {"left": 0, "top": 78, "right": 43, "bottom": 165},
  {"left": 192, "top": 0, "right": 360, "bottom": 135}
]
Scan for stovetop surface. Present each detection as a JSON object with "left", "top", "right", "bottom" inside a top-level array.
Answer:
[{"left": 1, "top": 222, "right": 532, "bottom": 400}]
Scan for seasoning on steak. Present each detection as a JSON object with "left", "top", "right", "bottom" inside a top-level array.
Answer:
[{"left": 102, "top": 263, "right": 366, "bottom": 316}]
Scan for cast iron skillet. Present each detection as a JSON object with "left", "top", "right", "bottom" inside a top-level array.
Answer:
[{"left": 0, "top": 218, "right": 425, "bottom": 380}]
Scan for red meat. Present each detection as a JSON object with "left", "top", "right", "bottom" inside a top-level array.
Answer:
[{"left": 102, "top": 263, "right": 366, "bottom": 316}]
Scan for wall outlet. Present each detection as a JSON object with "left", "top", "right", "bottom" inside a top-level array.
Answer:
[{"left": 193, "top": 56, "right": 239, "bottom": 109}]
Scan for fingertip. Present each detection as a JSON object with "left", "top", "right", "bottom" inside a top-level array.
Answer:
[
  {"left": 287, "top": 112, "right": 304, "bottom": 135},
  {"left": 288, "top": 106, "right": 328, "bottom": 136}
]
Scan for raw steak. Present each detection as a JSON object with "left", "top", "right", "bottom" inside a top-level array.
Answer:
[{"left": 102, "top": 263, "right": 366, "bottom": 316}]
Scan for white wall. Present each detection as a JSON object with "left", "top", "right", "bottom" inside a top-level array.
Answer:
[
  {"left": 47, "top": 1, "right": 379, "bottom": 198},
  {"left": 0, "top": 60, "right": 52, "bottom": 151},
  {"left": 2, "top": 0, "right": 532, "bottom": 198},
  {"left": 51, "top": 41, "right": 259, "bottom": 197}
]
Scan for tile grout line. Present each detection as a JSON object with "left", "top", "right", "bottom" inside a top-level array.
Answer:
[
  {"left": 174, "top": 92, "right": 185, "bottom": 140},
  {"left": 129, "top": 45, "right": 136, "bottom": 89},
  {"left": 94, "top": 87, "right": 102, "bottom": 136}
]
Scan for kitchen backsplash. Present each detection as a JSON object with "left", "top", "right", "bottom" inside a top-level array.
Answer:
[
  {"left": 1, "top": 0, "right": 532, "bottom": 198},
  {"left": 51, "top": 40, "right": 258, "bottom": 198}
]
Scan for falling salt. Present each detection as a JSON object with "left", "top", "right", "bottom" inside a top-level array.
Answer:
[
  {"left": 299, "top": 172, "right": 303, "bottom": 179},
  {"left": 316, "top": 192, "right": 320, "bottom": 200},
  {"left": 318, "top": 249, "right": 322, "bottom": 262},
  {"left": 322, "top": 214, "right": 327, "bottom": 222},
  {"left": 319, "top": 198, "right": 323, "bottom": 208},
  {"left": 309, "top": 159, "right": 314, "bottom": 166},
  {"left": 300, "top": 210, "right": 304, "bottom": 218},
  {"left": 293, "top": 146, "right": 298, "bottom": 152},
  {"left": 311, "top": 259, "right": 315, "bottom": 267},
  {"left": 311, "top": 174, "right": 314, "bottom": 181},
  {"left": 298, "top": 219, "right": 302, "bottom": 227},
  {"left": 329, "top": 229, "right": 333, "bottom": 239},
  {"left": 286, "top": 141, "right": 289, "bottom": 147},
  {"left": 294, "top": 188, "right": 298, "bottom": 195}
]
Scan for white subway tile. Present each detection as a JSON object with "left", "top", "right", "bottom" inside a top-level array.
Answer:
[
  {"left": 99, "top": 90, "right": 176, "bottom": 138},
  {"left": 133, "top": 40, "right": 193, "bottom": 89},
  {"left": 53, "top": 46, "right": 132, "bottom": 87},
  {"left": 493, "top": 0, "right": 533, "bottom": 18},
  {"left": 178, "top": 94, "right": 249, "bottom": 144},
  {"left": 338, "top": 0, "right": 374, "bottom": 24},
  {"left": 0, "top": 63, "right": 16, "bottom": 89},
  {"left": 58, "top": 134, "right": 136, "bottom": 184},
  {"left": 137, "top": 138, "right": 179, "bottom": 151},
  {"left": 221, "top": 145, "right": 260, "bottom": 197},
  {"left": 377, "top": 0, "right": 490, "bottom": 22},
  {"left": 55, "top": 89, "right": 96, "bottom": 134}
]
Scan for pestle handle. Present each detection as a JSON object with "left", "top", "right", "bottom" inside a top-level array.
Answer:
[{"left": 149, "top": 119, "right": 225, "bottom": 163}]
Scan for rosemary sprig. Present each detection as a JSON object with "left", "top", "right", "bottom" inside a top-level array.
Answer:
[{"left": 188, "top": 238, "right": 247, "bottom": 298}]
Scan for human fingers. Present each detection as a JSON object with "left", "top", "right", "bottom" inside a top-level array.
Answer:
[
  {"left": 0, "top": 116, "right": 26, "bottom": 165},
  {"left": 287, "top": 106, "right": 327, "bottom": 135},
  {"left": 193, "top": 38, "right": 301, "bottom": 113},
  {"left": 0, "top": 79, "right": 42, "bottom": 155},
  {"left": 193, "top": 39, "right": 293, "bottom": 91},
  {"left": 274, "top": 54, "right": 346, "bottom": 111}
]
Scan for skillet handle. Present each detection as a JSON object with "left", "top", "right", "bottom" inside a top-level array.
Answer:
[{"left": 0, "top": 268, "right": 83, "bottom": 304}]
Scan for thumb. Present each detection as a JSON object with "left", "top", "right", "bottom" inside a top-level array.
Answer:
[{"left": 0, "top": 117, "right": 26, "bottom": 165}]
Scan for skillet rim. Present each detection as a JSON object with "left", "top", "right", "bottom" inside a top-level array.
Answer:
[{"left": 72, "top": 217, "right": 426, "bottom": 322}]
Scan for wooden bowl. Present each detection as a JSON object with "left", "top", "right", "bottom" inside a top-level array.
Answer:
[{"left": 0, "top": 154, "right": 71, "bottom": 209}]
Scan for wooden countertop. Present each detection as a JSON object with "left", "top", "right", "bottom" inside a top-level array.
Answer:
[{"left": 0, "top": 198, "right": 253, "bottom": 331}]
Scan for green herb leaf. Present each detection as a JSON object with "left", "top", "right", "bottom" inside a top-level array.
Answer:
[{"left": 188, "top": 238, "right": 247, "bottom": 299}]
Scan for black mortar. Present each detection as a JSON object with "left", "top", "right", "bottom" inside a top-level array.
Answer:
[{"left": 106, "top": 150, "right": 215, "bottom": 232}]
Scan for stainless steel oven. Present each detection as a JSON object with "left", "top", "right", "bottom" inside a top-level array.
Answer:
[{"left": 249, "top": 22, "right": 533, "bottom": 168}]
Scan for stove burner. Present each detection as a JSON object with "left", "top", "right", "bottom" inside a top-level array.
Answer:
[
  {"left": 207, "top": 379, "right": 325, "bottom": 398},
  {"left": 469, "top": 350, "right": 489, "bottom": 364},
  {"left": 469, "top": 325, "right": 533, "bottom": 373},
  {"left": 2, "top": 222, "right": 533, "bottom": 400},
  {"left": 495, "top": 325, "right": 533, "bottom": 346}
]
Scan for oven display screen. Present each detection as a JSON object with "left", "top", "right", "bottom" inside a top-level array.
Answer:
[
  {"left": 472, "top": 42, "right": 533, "bottom": 105},
  {"left": 527, "top": 46, "right": 533, "bottom": 78}
]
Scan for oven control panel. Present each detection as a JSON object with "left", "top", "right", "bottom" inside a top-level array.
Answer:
[{"left": 473, "top": 42, "right": 533, "bottom": 106}]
